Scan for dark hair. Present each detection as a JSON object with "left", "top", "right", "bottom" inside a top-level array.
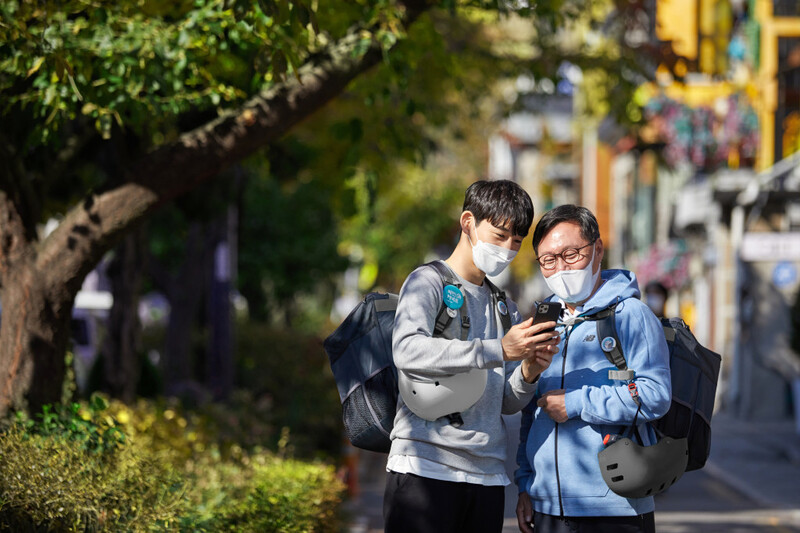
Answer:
[
  {"left": 532, "top": 204, "right": 600, "bottom": 253},
  {"left": 462, "top": 180, "right": 534, "bottom": 237}
]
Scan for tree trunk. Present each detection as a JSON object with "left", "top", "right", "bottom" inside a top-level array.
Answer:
[
  {"left": 99, "top": 229, "right": 144, "bottom": 403},
  {"left": 161, "top": 222, "right": 209, "bottom": 392},
  {"left": 0, "top": 264, "right": 72, "bottom": 415},
  {"left": 206, "top": 207, "right": 236, "bottom": 401}
]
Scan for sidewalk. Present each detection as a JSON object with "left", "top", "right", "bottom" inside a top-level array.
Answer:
[
  {"left": 341, "top": 448, "right": 388, "bottom": 533},
  {"left": 342, "top": 412, "right": 800, "bottom": 532},
  {"left": 702, "top": 412, "right": 800, "bottom": 510}
]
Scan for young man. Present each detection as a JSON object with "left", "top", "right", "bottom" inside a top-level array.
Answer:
[
  {"left": 384, "top": 179, "right": 561, "bottom": 533},
  {"left": 515, "top": 204, "right": 672, "bottom": 533}
]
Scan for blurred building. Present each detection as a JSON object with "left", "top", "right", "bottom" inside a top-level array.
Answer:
[
  {"left": 491, "top": 0, "right": 800, "bottom": 422},
  {"left": 488, "top": 80, "right": 581, "bottom": 306},
  {"left": 585, "top": 0, "right": 800, "bottom": 421},
  {"left": 488, "top": 89, "right": 580, "bottom": 219}
]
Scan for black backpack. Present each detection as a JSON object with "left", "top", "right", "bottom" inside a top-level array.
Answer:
[
  {"left": 592, "top": 304, "right": 722, "bottom": 471},
  {"left": 323, "top": 261, "right": 511, "bottom": 453}
]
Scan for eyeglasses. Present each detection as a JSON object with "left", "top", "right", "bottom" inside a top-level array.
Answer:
[{"left": 535, "top": 241, "right": 596, "bottom": 270}]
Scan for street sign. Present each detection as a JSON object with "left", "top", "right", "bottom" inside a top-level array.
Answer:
[
  {"left": 772, "top": 261, "right": 798, "bottom": 288},
  {"left": 741, "top": 232, "right": 800, "bottom": 261}
]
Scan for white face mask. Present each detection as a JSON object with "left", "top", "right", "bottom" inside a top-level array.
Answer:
[
  {"left": 646, "top": 294, "right": 665, "bottom": 314},
  {"left": 543, "top": 245, "right": 599, "bottom": 303},
  {"left": 468, "top": 222, "right": 517, "bottom": 277}
]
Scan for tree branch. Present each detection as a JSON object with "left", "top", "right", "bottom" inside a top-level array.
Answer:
[{"left": 35, "top": 1, "right": 434, "bottom": 295}]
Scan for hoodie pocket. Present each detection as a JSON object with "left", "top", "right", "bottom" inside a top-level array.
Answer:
[{"left": 558, "top": 422, "right": 611, "bottom": 499}]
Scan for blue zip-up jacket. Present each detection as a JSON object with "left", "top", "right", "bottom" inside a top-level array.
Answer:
[{"left": 515, "top": 269, "right": 671, "bottom": 517}]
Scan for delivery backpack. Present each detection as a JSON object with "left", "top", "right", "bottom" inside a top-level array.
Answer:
[
  {"left": 323, "top": 261, "right": 511, "bottom": 453},
  {"left": 592, "top": 303, "right": 722, "bottom": 472}
]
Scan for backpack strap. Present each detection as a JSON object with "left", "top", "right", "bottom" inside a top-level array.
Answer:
[
  {"left": 423, "top": 261, "right": 471, "bottom": 427},
  {"left": 588, "top": 304, "right": 636, "bottom": 381},
  {"left": 425, "top": 261, "right": 470, "bottom": 341},
  {"left": 591, "top": 303, "right": 646, "bottom": 443},
  {"left": 373, "top": 294, "right": 399, "bottom": 313},
  {"left": 484, "top": 277, "right": 512, "bottom": 334}
]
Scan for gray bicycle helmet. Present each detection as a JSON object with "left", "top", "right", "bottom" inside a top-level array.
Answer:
[
  {"left": 598, "top": 435, "right": 688, "bottom": 498},
  {"left": 398, "top": 368, "right": 487, "bottom": 422}
]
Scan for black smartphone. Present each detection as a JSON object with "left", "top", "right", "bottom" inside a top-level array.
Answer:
[{"left": 533, "top": 302, "right": 562, "bottom": 333}]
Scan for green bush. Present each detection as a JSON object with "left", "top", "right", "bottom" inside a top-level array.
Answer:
[
  {"left": 0, "top": 422, "right": 186, "bottom": 531},
  {"left": 210, "top": 457, "right": 345, "bottom": 532},
  {"left": 234, "top": 322, "right": 343, "bottom": 458},
  {"left": 17, "top": 395, "right": 126, "bottom": 455},
  {"left": 0, "top": 396, "right": 347, "bottom": 532}
]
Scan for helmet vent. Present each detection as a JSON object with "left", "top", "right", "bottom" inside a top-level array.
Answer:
[
  {"left": 611, "top": 475, "right": 624, "bottom": 482},
  {"left": 606, "top": 463, "right": 618, "bottom": 471}
]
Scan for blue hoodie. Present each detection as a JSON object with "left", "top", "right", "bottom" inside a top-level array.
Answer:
[{"left": 515, "top": 269, "right": 671, "bottom": 517}]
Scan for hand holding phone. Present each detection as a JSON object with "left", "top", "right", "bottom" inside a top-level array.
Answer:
[
  {"left": 502, "top": 302, "right": 562, "bottom": 363},
  {"left": 518, "top": 301, "right": 563, "bottom": 382}
]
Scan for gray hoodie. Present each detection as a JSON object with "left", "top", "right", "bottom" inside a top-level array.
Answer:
[{"left": 389, "top": 261, "right": 538, "bottom": 478}]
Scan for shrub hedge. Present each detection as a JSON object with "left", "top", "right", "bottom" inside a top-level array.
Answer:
[
  {"left": 0, "top": 395, "right": 346, "bottom": 532},
  {"left": 234, "top": 321, "right": 343, "bottom": 458}
]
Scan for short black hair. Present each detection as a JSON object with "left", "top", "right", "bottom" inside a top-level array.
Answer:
[
  {"left": 532, "top": 204, "right": 600, "bottom": 253},
  {"left": 462, "top": 180, "right": 534, "bottom": 237}
]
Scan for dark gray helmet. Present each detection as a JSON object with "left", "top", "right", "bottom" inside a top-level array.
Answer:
[{"left": 598, "top": 436, "right": 688, "bottom": 498}]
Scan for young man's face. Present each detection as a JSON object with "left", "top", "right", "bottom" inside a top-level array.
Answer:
[
  {"left": 471, "top": 216, "right": 524, "bottom": 252},
  {"left": 535, "top": 222, "right": 602, "bottom": 278}
]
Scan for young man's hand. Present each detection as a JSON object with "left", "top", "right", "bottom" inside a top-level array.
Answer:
[
  {"left": 521, "top": 346, "right": 556, "bottom": 383},
  {"left": 502, "top": 318, "right": 560, "bottom": 383}
]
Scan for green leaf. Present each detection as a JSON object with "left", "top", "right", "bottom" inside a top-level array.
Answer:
[{"left": 26, "top": 56, "right": 45, "bottom": 78}]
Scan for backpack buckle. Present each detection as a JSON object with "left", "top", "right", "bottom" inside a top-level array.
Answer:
[{"left": 627, "top": 382, "right": 642, "bottom": 406}]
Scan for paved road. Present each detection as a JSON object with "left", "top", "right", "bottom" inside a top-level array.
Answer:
[{"left": 653, "top": 467, "right": 800, "bottom": 533}]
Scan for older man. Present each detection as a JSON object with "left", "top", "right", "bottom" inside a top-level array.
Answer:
[{"left": 515, "top": 204, "right": 671, "bottom": 533}]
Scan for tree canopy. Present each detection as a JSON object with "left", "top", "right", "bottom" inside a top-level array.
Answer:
[{"left": 0, "top": 0, "right": 656, "bottom": 414}]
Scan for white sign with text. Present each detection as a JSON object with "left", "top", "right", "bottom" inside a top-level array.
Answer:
[{"left": 741, "top": 232, "right": 800, "bottom": 261}]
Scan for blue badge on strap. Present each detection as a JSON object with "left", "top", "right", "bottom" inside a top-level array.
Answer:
[
  {"left": 497, "top": 300, "right": 508, "bottom": 316},
  {"left": 443, "top": 284, "right": 464, "bottom": 309},
  {"left": 601, "top": 336, "right": 617, "bottom": 352}
]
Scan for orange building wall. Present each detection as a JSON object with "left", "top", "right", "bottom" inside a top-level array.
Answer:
[{"left": 596, "top": 143, "right": 614, "bottom": 250}]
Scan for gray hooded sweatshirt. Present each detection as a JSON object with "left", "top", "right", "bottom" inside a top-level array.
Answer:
[{"left": 389, "top": 261, "right": 538, "bottom": 480}]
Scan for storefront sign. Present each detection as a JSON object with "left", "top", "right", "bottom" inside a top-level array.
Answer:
[{"left": 741, "top": 232, "right": 800, "bottom": 261}]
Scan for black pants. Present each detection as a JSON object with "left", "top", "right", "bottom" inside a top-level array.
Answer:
[
  {"left": 383, "top": 471, "right": 505, "bottom": 533},
  {"left": 533, "top": 510, "right": 656, "bottom": 533}
]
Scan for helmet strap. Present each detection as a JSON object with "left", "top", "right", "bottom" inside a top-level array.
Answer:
[{"left": 622, "top": 382, "right": 646, "bottom": 444}]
